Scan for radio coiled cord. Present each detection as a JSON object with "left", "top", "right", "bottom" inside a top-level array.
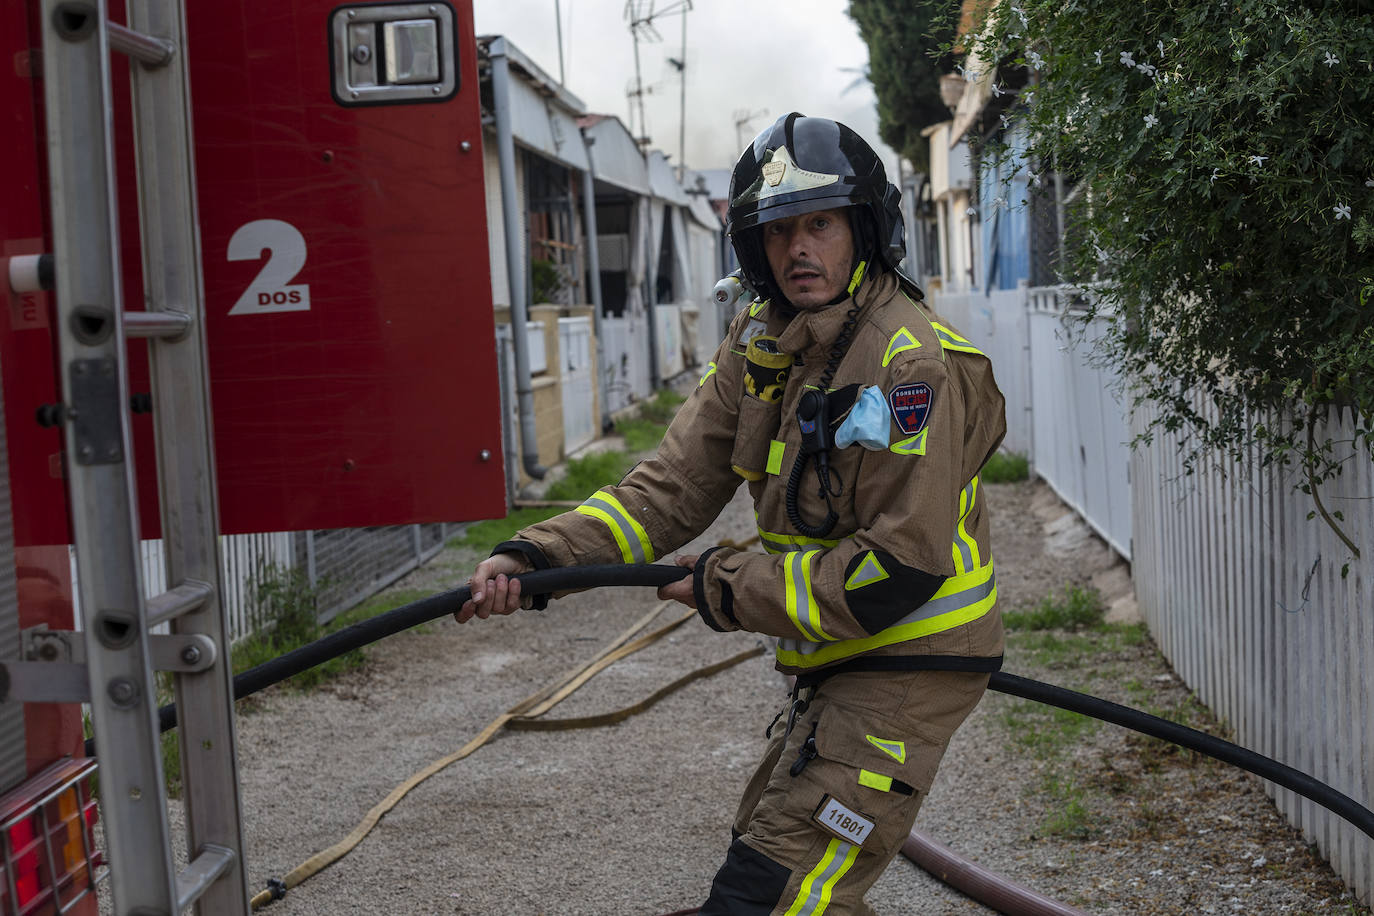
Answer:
[{"left": 784, "top": 297, "right": 863, "bottom": 538}]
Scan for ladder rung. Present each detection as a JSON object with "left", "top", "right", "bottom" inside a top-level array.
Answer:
[
  {"left": 175, "top": 845, "right": 236, "bottom": 911},
  {"left": 107, "top": 21, "right": 175, "bottom": 67},
  {"left": 146, "top": 580, "right": 213, "bottom": 628},
  {"left": 124, "top": 309, "right": 192, "bottom": 339}
]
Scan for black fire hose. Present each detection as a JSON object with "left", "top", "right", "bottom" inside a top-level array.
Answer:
[
  {"left": 87, "top": 564, "right": 1374, "bottom": 845},
  {"left": 988, "top": 671, "right": 1374, "bottom": 840},
  {"left": 83, "top": 565, "right": 686, "bottom": 757}
]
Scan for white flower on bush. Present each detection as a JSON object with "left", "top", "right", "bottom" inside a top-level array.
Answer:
[
  {"left": 1137, "top": 62, "right": 1157, "bottom": 77},
  {"left": 1095, "top": 49, "right": 1103, "bottom": 64},
  {"left": 1027, "top": 49, "right": 1045, "bottom": 70},
  {"left": 1323, "top": 51, "right": 1340, "bottom": 67},
  {"left": 1210, "top": 168, "right": 1220, "bottom": 184},
  {"left": 1249, "top": 155, "right": 1268, "bottom": 167},
  {"left": 1120, "top": 50, "right": 1136, "bottom": 67},
  {"left": 1333, "top": 203, "right": 1352, "bottom": 220},
  {"left": 1144, "top": 114, "right": 1159, "bottom": 128}
]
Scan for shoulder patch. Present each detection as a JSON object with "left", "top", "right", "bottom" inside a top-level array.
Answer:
[
  {"left": 734, "top": 315, "right": 769, "bottom": 354},
  {"left": 888, "top": 382, "right": 933, "bottom": 436},
  {"left": 881, "top": 327, "right": 922, "bottom": 367}
]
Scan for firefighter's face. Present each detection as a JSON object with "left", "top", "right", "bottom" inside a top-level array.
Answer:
[{"left": 762, "top": 208, "right": 854, "bottom": 309}]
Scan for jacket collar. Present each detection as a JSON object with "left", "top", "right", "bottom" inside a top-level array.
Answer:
[{"left": 775, "top": 268, "right": 896, "bottom": 356}]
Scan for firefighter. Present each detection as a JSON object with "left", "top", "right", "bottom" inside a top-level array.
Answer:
[{"left": 458, "top": 112, "right": 1006, "bottom": 915}]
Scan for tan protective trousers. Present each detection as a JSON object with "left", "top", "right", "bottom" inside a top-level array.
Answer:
[{"left": 702, "top": 669, "right": 988, "bottom": 915}]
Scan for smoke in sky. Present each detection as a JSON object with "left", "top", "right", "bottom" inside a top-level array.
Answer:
[{"left": 473, "top": 0, "right": 901, "bottom": 177}]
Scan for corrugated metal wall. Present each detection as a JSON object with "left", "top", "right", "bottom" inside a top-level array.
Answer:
[{"left": 1133, "top": 406, "right": 1373, "bottom": 901}]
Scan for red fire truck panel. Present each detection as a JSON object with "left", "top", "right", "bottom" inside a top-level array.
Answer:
[{"left": 4, "top": 0, "right": 505, "bottom": 545}]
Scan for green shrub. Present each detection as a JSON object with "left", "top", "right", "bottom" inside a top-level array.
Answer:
[
  {"left": 981, "top": 451, "right": 1030, "bottom": 483},
  {"left": 636, "top": 388, "right": 685, "bottom": 425},
  {"left": 966, "top": 0, "right": 1374, "bottom": 486},
  {"left": 615, "top": 416, "right": 669, "bottom": 452},
  {"left": 1004, "top": 584, "right": 1104, "bottom": 631}
]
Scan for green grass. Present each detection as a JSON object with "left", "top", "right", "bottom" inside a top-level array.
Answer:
[
  {"left": 1040, "top": 774, "right": 1095, "bottom": 839},
  {"left": 981, "top": 450, "right": 1030, "bottom": 483},
  {"left": 636, "top": 387, "right": 685, "bottom": 425},
  {"left": 1003, "top": 584, "right": 1104, "bottom": 631},
  {"left": 450, "top": 450, "right": 637, "bottom": 550},
  {"left": 546, "top": 450, "right": 635, "bottom": 499},
  {"left": 615, "top": 416, "right": 670, "bottom": 452},
  {"left": 1001, "top": 702, "right": 1098, "bottom": 759}
]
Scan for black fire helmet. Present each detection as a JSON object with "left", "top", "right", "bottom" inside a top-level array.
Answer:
[{"left": 726, "top": 112, "right": 906, "bottom": 304}]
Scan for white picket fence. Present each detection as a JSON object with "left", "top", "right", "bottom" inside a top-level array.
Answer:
[
  {"left": 930, "top": 283, "right": 1373, "bottom": 902},
  {"left": 1133, "top": 407, "right": 1373, "bottom": 900}
]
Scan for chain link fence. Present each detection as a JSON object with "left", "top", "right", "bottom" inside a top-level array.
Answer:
[{"left": 296, "top": 523, "right": 453, "bottom": 624}]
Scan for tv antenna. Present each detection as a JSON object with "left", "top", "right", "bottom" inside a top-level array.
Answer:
[
  {"left": 624, "top": 1, "right": 692, "bottom": 151},
  {"left": 734, "top": 107, "right": 768, "bottom": 151}
]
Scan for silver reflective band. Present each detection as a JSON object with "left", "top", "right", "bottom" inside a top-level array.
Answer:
[
  {"left": 580, "top": 493, "right": 650, "bottom": 564},
  {"left": 732, "top": 146, "right": 839, "bottom": 207},
  {"left": 779, "top": 572, "right": 997, "bottom": 657}
]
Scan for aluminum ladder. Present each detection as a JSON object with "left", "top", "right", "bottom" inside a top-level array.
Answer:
[{"left": 37, "top": 0, "right": 250, "bottom": 910}]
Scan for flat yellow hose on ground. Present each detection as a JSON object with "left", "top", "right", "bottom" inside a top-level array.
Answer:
[{"left": 250, "top": 600, "right": 764, "bottom": 909}]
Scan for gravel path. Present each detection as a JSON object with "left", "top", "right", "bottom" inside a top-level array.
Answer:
[{"left": 145, "top": 478, "right": 1365, "bottom": 914}]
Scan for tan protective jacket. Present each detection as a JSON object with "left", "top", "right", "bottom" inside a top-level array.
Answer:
[{"left": 504, "top": 268, "right": 1006, "bottom": 676}]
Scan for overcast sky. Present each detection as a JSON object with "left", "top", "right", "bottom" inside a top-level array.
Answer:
[{"left": 473, "top": 0, "right": 900, "bottom": 178}]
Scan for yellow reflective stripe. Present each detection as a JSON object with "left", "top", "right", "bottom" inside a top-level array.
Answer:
[
  {"left": 784, "top": 549, "right": 833, "bottom": 642},
  {"left": 844, "top": 551, "right": 889, "bottom": 590},
  {"left": 575, "top": 504, "right": 636, "bottom": 563},
  {"left": 865, "top": 735, "right": 906, "bottom": 763},
  {"left": 784, "top": 839, "right": 860, "bottom": 916},
  {"left": 846, "top": 260, "right": 867, "bottom": 296},
  {"left": 889, "top": 428, "right": 928, "bottom": 456},
  {"left": 576, "top": 490, "right": 655, "bottom": 564},
  {"left": 882, "top": 327, "right": 922, "bottom": 367},
  {"left": 598, "top": 491, "right": 653, "bottom": 561},
  {"left": 953, "top": 477, "right": 980, "bottom": 574},
  {"left": 775, "top": 562, "right": 997, "bottom": 669},
  {"left": 858, "top": 769, "right": 892, "bottom": 792},
  {"left": 750, "top": 299, "right": 767, "bottom": 316},
  {"left": 732, "top": 465, "right": 765, "bottom": 481},
  {"left": 766, "top": 440, "right": 786, "bottom": 476},
  {"left": 757, "top": 522, "right": 841, "bottom": 555},
  {"left": 698, "top": 361, "right": 717, "bottom": 387},
  {"left": 931, "top": 321, "right": 984, "bottom": 355}
]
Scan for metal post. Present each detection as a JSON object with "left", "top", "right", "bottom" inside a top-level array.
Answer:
[
  {"left": 38, "top": 1, "right": 179, "bottom": 910},
  {"left": 579, "top": 131, "right": 609, "bottom": 431},
  {"left": 489, "top": 38, "right": 547, "bottom": 479}
]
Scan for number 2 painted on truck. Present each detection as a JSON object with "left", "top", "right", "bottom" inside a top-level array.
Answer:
[{"left": 227, "top": 219, "right": 311, "bottom": 315}]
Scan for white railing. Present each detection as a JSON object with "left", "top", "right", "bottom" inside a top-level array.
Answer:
[
  {"left": 1132, "top": 406, "right": 1373, "bottom": 900},
  {"left": 1024, "top": 288, "right": 1132, "bottom": 558},
  {"left": 930, "top": 286, "right": 1033, "bottom": 456},
  {"left": 935, "top": 280, "right": 1372, "bottom": 899},
  {"left": 601, "top": 315, "right": 652, "bottom": 414},
  {"left": 558, "top": 316, "right": 596, "bottom": 453},
  {"left": 930, "top": 284, "right": 1131, "bottom": 557},
  {"left": 135, "top": 532, "right": 292, "bottom": 643}
]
